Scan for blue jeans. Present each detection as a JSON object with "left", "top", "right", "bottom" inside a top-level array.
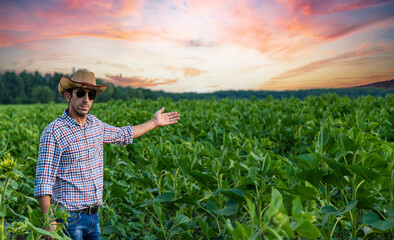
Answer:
[{"left": 63, "top": 211, "right": 101, "bottom": 240}]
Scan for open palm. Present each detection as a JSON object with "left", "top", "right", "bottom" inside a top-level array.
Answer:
[{"left": 154, "top": 107, "right": 180, "bottom": 127}]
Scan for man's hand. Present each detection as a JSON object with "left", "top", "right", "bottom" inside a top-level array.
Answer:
[
  {"left": 154, "top": 107, "right": 180, "bottom": 127},
  {"left": 132, "top": 107, "right": 181, "bottom": 138},
  {"left": 44, "top": 219, "right": 57, "bottom": 240},
  {"left": 39, "top": 195, "right": 57, "bottom": 240}
]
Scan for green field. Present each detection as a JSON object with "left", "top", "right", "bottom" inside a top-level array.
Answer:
[{"left": 1, "top": 94, "right": 393, "bottom": 239}]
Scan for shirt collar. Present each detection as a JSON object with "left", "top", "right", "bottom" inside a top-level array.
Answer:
[{"left": 62, "top": 108, "right": 93, "bottom": 127}]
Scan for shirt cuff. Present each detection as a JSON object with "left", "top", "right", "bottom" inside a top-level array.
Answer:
[
  {"left": 34, "top": 184, "right": 53, "bottom": 198},
  {"left": 122, "top": 126, "right": 133, "bottom": 145}
]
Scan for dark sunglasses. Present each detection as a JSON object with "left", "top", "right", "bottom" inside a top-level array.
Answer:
[{"left": 74, "top": 89, "right": 96, "bottom": 100}]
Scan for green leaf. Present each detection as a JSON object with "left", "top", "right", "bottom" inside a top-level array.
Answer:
[
  {"left": 347, "top": 165, "right": 379, "bottom": 185},
  {"left": 297, "top": 169, "right": 325, "bottom": 188},
  {"left": 153, "top": 192, "right": 173, "bottom": 203},
  {"left": 174, "top": 194, "right": 198, "bottom": 205},
  {"left": 361, "top": 209, "right": 394, "bottom": 231},
  {"left": 6, "top": 205, "right": 27, "bottom": 219},
  {"left": 349, "top": 128, "right": 364, "bottom": 150},
  {"left": 279, "top": 185, "right": 318, "bottom": 201},
  {"left": 322, "top": 173, "right": 347, "bottom": 188},
  {"left": 250, "top": 152, "right": 262, "bottom": 162},
  {"left": 317, "top": 127, "right": 331, "bottom": 154},
  {"left": 198, "top": 220, "right": 216, "bottom": 239},
  {"left": 206, "top": 199, "right": 239, "bottom": 216},
  {"left": 217, "top": 188, "right": 245, "bottom": 203},
  {"left": 188, "top": 171, "right": 216, "bottom": 189},
  {"left": 12, "top": 191, "right": 39, "bottom": 204},
  {"left": 261, "top": 152, "right": 272, "bottom": 175},
  {"left": 294, "top": 218, "right": 321, "bottom": 239},
  {"left": 24, "top": 218, "right": 66, "bottom": 239},
  {"left": 264, "top": 188, "right": 287, "bottom": 220},
  {"left": 320, "top": 154, "right": 350, "bottom": 177},
  {"left": 247, "top": 166, "right": 259, "bottom": 181},
  {"left": 171, "top": 213, "right": 190, "bottom": 231},
  {"left": 228, "top": 222, "right": 255, "bottom": 240},
  {"left": 153, "top": 203, "right": 163, "bottom": 221},
  {"left": 139, "top": 199, "right": 153, "bottom": 208},
  {"left": 292, "top": 196, "right": 303, "bottom": 218},
  {"left": 177, "top": 156, "right": 191, "bottom": 171},
  {"left": 110, "top": 182, "right": 128, "bottom": 197},
  {"left": 294, "top": 154, "right": 319, "bottom": 169},
  {"left": 27, "top": 205, "right": 42, "bottom": 226},
  {"left": 321, "top": 200, "right": 358, "bottom": 216},
  {"left": 0, "top": 210, "right": 5, "bottom": 217},
  {"left": 335, "top": 132, "right": 355, "bottom": 155},
  {"left": 363, "top": 152, "right": 387, "bottom": 170}
]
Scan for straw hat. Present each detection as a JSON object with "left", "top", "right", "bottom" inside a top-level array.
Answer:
[{"left": 58, "top": 70, "right": 107, "bottom": 96}]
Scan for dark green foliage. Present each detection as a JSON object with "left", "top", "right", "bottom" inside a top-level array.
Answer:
[
  {"left": 0, "top": 71, "right": 393, "bottom": 104},
  {"left": 0, "top": 94, "right": 393, "bottom": 239}
]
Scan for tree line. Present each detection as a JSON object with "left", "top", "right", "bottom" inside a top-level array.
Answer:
[{"left": 0, "top": 70, "right": 392, "bottom": 104}]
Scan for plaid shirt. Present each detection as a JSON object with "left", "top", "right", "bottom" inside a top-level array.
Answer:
[{"left": 34, "top": 109, "right": 133, "bottom": 211}]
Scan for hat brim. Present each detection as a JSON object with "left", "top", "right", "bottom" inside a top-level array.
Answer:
[{"left": 58, "top": 76, "right": 108, "bottom": 96}]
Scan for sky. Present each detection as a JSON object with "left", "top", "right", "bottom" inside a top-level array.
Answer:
[{"left": 0, "top": 0, "right": 393, "bottom": 93}]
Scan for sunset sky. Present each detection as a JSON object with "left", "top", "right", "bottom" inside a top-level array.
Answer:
[{"left": 0, "top": 0, "right": 393, "bottom": 92}]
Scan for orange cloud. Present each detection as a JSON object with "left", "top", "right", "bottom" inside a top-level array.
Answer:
[
  {"left": 356, "top": 42, "right": 371, "bottom": 51},
  {"left": 263, "top": 41, "right": 394, "bottom": 90},
  {"left": 65, "top": 0, "right": 144, "bottom": 16},
  {"left": 270, "top": 42, "right": 393, "bottom": 81},
  {"left": 166, "top": 66, "right": 206, "bottom": 77},
  {"left": 183, "top": 67, "right": 205, "bottom": 77},
  {"left": 106, "top": 73, "right": 178, "bottom": 87}
]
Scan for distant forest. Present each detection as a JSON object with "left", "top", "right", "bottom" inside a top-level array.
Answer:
[{"left": 0, "top": 71, "right": 393, "bottom": 104}]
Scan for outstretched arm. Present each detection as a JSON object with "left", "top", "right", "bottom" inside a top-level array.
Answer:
[{"left": 132, "top": 107, "right": 180, "bottom": 138}]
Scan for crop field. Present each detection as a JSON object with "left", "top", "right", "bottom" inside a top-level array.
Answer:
[{"left": 0, "top": 94, "right": 393, "bottom": 239}]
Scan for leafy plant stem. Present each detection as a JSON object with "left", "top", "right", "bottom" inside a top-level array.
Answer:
[
  {"left": 330, "top": 216, "right": 345, "bottom": 240},
  {"left": 146, "top": 208, "right": 168, "bottom": 239},
  {"left": 325, "top": 182, "right": 329, "bottom": 205},
  {"left": 356, "top": 223, "right": 366, "bottom": 235},
  {"left": 0, "top": 177, "right": 10, "bottom": 240},
  {"left": 172, "top": 168, "right": 180, "bottom": 199},
  {"left": 198, "top": 205, "right": 222, "bottom": 235},
  {"left": 391, "top": 169, "right": 393, "bottom": 207},
  {"left": 0, "top": 217, "right": 4, "bottom": 240},
  {"left": 264, "top": 224, "right": 282, "bottom": 240},
  {"left": 218, "top": 173, "right": 223, "bottom": 208},
  {"left": 351, "top": 151, "right": 358, "bottom": 237}
]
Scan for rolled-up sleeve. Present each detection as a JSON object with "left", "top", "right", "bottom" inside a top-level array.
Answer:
[
  {"left": 34, "top": 128, "right": 62, "bottom": 198},
  {"left": 102, "top": 122, "right": 133, "bottom": 145}
]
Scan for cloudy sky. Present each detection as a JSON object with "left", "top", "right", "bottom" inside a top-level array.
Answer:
[{"left": 0, "top": 0, "right": 393, "bottom": 92}]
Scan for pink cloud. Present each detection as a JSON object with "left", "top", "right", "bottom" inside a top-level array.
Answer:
[
  {"left": 0, "top": 0, "right": 147, "bottom": 48},
  {"left": 275, "top": 0, "right": 394, "bottom": 43},
  {"left": 277, "top": 0, "right": 391, "bottom": 15},
  {"left": 1, "top": 0, "right": 392, "bottom": 57},
  {"left": 106, "top": 73, "right": 179, "bottom": 87}
]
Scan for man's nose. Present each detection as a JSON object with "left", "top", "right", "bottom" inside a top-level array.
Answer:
[{"left": 81, "top": 92, "right": 90, "bottom": 101}]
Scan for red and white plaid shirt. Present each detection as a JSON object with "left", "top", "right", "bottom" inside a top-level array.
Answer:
[{"left": 34, "top": 109, "right": 133, "bottom": 211}]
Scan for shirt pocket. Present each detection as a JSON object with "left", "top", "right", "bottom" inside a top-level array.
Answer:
[{"left": 63, "top": 139, "right": 89, "bottom": 165}]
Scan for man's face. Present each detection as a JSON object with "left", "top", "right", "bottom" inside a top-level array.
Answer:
[{"left": 66, "top": 88, "right": 96, "bottom": 117}]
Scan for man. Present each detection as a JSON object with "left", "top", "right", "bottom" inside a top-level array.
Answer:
[{"left": 34, "top": 70, "right": 180, "bottom": 240}]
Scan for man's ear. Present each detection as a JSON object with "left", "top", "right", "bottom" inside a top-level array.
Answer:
[{"left": 64, "top": 92, "right": 71, "bottom": 103}]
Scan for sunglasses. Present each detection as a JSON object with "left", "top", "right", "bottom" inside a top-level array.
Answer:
[{"left": 74, "top": 89, "right": 96, "bottom": 100}]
